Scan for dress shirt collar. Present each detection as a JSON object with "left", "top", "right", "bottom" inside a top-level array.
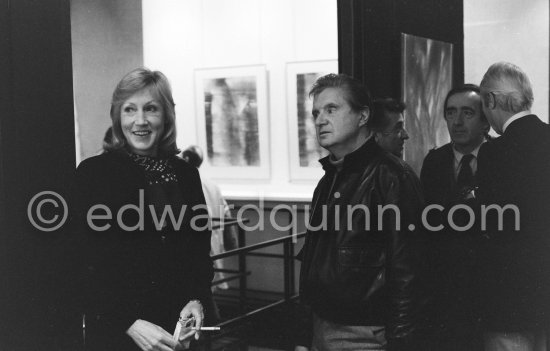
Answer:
[{"left": 452, "top": 142, "right": 483, "bottom": 162}]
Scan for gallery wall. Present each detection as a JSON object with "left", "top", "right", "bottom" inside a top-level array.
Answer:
[
  {"left": 72, "top": 0, "right": 549, "bottom": 199},
  {"left": 142, "top": 0, "right": 338, "bottom": 201},
  {"left": 71, "top": 0, "right": 144, "bottom": 162},
  {"left": 464, "top": 0, "right": 549, "bottom": 122}
]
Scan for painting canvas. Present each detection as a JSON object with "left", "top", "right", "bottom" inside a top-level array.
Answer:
[
  {"left": 401, "top": 33, "right": 453, "bottom": 175},
  {"left": 195, "top": 65, "right": 270, "bottom": 179},
  {"left": 286, "top": 60, "right": 337, "bottom": 181}
]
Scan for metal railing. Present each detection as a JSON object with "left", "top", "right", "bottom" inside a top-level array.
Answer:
[{"left": 207, "top": 215, "right": 306, "bottom": 344}]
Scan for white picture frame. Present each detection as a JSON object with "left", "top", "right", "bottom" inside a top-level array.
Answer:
[
  {"left": 286, "top": 60, "right": 337, "bottom": 181},
  {"left": 194, "top": 65, "right": 270, "bottom": 180}
]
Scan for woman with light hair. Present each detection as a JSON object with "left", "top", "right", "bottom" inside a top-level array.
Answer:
[{"left": 72, "top": 68, "right": 213, "bottom": 350}]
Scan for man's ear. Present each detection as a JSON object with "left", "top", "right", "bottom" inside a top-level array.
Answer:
[
  {"left": 487, "top": 92, "right": 497, "bottom": 110},
  {"left": 358, "top": 107, "right": 370, "bottom": 127}
]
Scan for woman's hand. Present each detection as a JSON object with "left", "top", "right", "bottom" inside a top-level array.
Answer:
[
  {"left": 126, "top": 319, "right": 177, "bottom": 351},
  {"left": 178, "top": 300, "right": 204, "bottom": 341}
]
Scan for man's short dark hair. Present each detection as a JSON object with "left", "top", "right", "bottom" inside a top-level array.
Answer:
[
  {"left": 309, "top": 73, "right": 372, "bottom": 113},
  {"left": 368, "top": 97, "right": 406, "bottom": 132},
  {"left": 443, "top": 83, "right": 487, "bottom": 122}
]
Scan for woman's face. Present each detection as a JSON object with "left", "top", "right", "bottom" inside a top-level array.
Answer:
[{"left": 120, "top": 88, "right": 165, "bottom": 157}]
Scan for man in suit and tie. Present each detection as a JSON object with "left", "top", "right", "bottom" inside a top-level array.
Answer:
[
  {"left": 420, "top": 84, "right": 490, "bottom": 351},
  {"left": 477, "top": 62, "right": 550, "bottom": 351},
  {"left": 421, "top": 84, "right": 490, "bottom": 207}
]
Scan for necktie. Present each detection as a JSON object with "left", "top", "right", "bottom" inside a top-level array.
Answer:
[{"left": 457, "top": 154, "right": 475, "bottom": 190}]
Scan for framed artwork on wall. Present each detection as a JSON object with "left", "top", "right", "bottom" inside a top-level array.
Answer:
[
  {"left": 286, "top": 60, "right": 337, "bottom": 181},
  {"left": 401, "top": 33, "right": 453, "bottom": 175},
  {"left": 194, "top": 65, "right": 270, "bottom": 180}
]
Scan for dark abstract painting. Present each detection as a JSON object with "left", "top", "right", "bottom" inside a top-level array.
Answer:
[
  {"left": 401, "top": 33, "right": 453, "bottom": 175},
  {"left": 195, "top": 66, "right": 269, "bottom": 179},
  {"left": 286, "top": 60, "right": 336, "bottom": 180},
  {"left": 203, "top": 76, "right": 260, "bottom": 167},
  {"left": 296, "top": 72, "right": 328, "bottom": 167}
]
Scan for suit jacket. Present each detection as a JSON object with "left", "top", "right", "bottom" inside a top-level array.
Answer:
[
  {"left": 420, "top": 143, "right": 481, "bottom": 344},
  {"left": 477, "top": 114, "right": 550, "bottom": 330},
  {"left": 420, "top": 143, "right": 458, "bottom": 207}
]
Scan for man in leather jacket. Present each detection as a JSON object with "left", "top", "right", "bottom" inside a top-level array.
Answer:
[{"left": 298, "top": 74, "right": 428, "bottom": 351}]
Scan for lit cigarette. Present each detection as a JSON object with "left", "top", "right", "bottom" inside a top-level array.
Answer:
[{"left": 192, "top": 326, "right": 221, "bottom": 331}]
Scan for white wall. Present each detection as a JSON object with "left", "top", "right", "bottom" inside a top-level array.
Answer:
[
  {"left": 141, "top": 0, "right": 549, "bottom": 199},
  {"left": 71, "top": 0, "right": 143, "bottom": 163},
  {"left": 142, "top": 0, "right": 337, "bottom": 200},
  {"left": 464, "top": 0, "right": 549, "bottom": 121}
]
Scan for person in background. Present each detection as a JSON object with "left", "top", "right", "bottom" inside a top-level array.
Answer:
[
  {"left": 419, "top": 83, "right": 490, "bottom": 351},
  {"left": 421, "top": 84, "right": 490, "bottom": 207},
  {"left": 297, "top": 73, "right": 428, "bottom": 351},
  {"left": 72, "top": 68, "right": 213, "bottom": 350},
  {"left": 369, "top": 97, "right": 409, "bottom": 158},
  {"left": 477, "top": 62, "right": 550, "bottom": 351},
  {"left": 181, "top": 145, "right": 238, "bottom": 293}
]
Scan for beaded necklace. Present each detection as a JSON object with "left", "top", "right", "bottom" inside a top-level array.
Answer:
[{"left": 128, "top": 153, "right": 178, "bottom": 185}]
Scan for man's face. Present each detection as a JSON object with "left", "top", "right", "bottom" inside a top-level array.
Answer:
[
  {"left": 312, "top": 87, "right": 366, "bottom": 159},
  {"left": 444, "top": 91, "right": 488, "bottom": 148},
  {"left": 375, "top": 112, "right": 408, "bottom": 158}
]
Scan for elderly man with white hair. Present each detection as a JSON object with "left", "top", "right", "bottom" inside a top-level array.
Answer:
[{"left": 476, "top": 62, "right": 550, "bottom": 351}]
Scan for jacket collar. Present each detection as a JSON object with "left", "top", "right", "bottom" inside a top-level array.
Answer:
[
  {"left": 319, "top": 137, "right": 381, "bottom": 172},
  {"left": 502, "top": 111, "right": 531, "bottom": 133},
  {"left": 503, "top": 114, "right": 541, "bottom": 137}
]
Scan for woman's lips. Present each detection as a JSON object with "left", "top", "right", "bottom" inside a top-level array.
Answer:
[{"left": 132, "top": 130, "right": 151, "bottom": 136}]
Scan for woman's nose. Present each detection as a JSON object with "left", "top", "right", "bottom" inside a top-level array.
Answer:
[{"left": 135, "top": 110, "right": 147, "bottom": 125}]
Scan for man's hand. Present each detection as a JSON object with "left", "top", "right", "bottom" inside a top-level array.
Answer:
[{"left": 126, "top": 319, "right": 177, "bottom": 351}]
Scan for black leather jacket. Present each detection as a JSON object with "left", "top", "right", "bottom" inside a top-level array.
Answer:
[{"left": 299, "top": 138, "right": 427, "bottom": 349}]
